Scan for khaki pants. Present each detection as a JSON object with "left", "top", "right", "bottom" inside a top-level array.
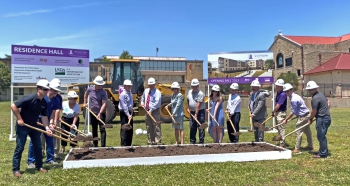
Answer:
[
  {"left": 275, "top": 111, "right": 286, "bottom": 146},
  {"left": 295, "top": 114, "right": 313, "bottom": 150},
  {"left": 53, "top": 121, "right": 61, "bottom": 153},
  {"left": 145, "top": 108, "right": 162, "bottom": 144}
]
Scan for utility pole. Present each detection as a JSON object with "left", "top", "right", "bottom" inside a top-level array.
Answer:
[{"left": 156, "top": 47, "right": 159, "bottom": 57}]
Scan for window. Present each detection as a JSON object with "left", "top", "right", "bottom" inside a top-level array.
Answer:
[
  {"left": 172, "top": 75, "right": 184, "bottom": 83},
  {"left": 276, "top": 53, "right": 284, "bottom": 68},
  {"left": 124, "top": 63, "right": 131, "bottom": 80},
  {"left": 285, "top": 57, "right": 292, "bottom": 67}
]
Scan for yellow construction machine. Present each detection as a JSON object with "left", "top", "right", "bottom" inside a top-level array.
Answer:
[{"left": 67, "top": 59, "right": 192, "bottom": 123}]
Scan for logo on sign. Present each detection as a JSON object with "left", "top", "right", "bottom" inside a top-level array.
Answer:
[
  {"left": 55, "top": 68, "right": 65, "bottom": 75},
  {"left": 36, "top": 76, "right": 47, "bottom": 79},
  {"left": 69, "top": 50, "right": 73, "bottom": 55},
  {"left": 39, "top": 58, "right": 48, "bottom": 63},
  {"left": 249, "top": 54, "right": 253, "bottom": 59},
  {"left": 78, "top": 59, "right": 84, "bottom": 64}
]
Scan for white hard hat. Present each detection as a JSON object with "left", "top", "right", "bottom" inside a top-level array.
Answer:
[
  {"left": 123, "top": 79, "right": 133, "bottom": 86},
  {"left": 230, "top": 83, "right": 239, "bottom": 90},
  {"left": 67, "top": 91, "right": 78, "bottom": 98},
  {"left": 305, "top": 81, "right": 319, "bottom": 90},
  {"left": 283, "top": 83, "right": 293, "bottom": 92},
  {"left": 36, "top": 79, "right": 50, "bottom": 89},
  {"left": 250, "top": 79, "right": 261, "bottom": 87},
  {"left": 49, "top": 80, "right": 61, "bottom": 92},
  {"left": 51, "top": 78, "right": 61, "bottom": 85},
  {"left": 148, "top": 77, "right": 156, "bottom": 85},
  {"left": 275, "top": 79, "right": 285, "bottom": 86},
  {"left": 212, "top": 85, "right": 220, "bottom": 91},
  {"left": 171, "top": 82, "right": 180, "bottom": 89},
  {"left": 191, "top": 78, "right": 199, "bottom": 86},
  {"left": 93, "top": 76, "right": 105, "bottom": 85}
]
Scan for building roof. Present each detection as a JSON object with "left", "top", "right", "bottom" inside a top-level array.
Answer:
[
  {"left": 304, "top": 53, "right": 350, "bottom": 75},
  {"left": 283, "top": 33, "right": 350, "bottom": 45}
]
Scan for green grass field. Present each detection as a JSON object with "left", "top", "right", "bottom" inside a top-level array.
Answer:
[{"left": 1, "top": 101, "right": 350, "bottom": 185}]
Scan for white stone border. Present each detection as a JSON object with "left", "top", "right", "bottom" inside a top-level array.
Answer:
[{"left": 63, "top": 142, "right": 291, "bottom": 169}]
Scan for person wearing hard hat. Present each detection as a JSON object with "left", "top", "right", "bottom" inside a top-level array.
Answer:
[
  {"left": 166, "top": 82, "right": 185, "bottom": 145},
  {"left": 119, "top": 79, "right": 134, "bottom": 146},
  {"left": 282, "top": 83, "right": 313, "bottom": 154},
  {"left": 11, "top": 79, "right": 52, "bottom": 177},
  {"left": 27, "top": 79, "right": 61, "bottom": 168},
  {"left": 306, "top": 80, "right": 331, "bottom": 158},
  {"left": 249, "top": 79, "right": 268, "bottom": 142},
  {"left": 141, "top": 77, "right": 162, "bottom": 145},
  {"left": 225, "top": 83, "right": 241, "bottom": 143},
  {"left": 207, "top": 84, "right": 224, "bottom": 143},
  {"left": 271, "top": 79, "right": 288, "bottom": 147},
  {"left": 50, "top": 78, "right": 62, "bottom": 156},
  {"left": 83, "top": 76, "right": 108, "bottom": 147},
  {"left": 187, "top": 78, "right": 206, "bottom": 144},
  {"left": 60, "top": 91, "right": 81, "bottom": 153}
]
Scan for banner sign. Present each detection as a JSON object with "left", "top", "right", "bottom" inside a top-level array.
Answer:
[
  {"left": 207, "top": 51, "right": 274, "bottom": 85},
  {"left": 11, "top": 45, "right": 89, "bottom": 84}
]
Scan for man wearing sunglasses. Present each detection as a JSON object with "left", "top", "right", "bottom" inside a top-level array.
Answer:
[
  {"left": 282, "top": 83, "right": 313, "bottom": 155},
  {"left": 11, "top": 79, "right": 53, "bottom": 177},
  {"left": 27, "top": 79, "right": 61, "bottom": 168}
]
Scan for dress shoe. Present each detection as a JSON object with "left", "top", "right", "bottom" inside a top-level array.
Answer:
[
  {"left": 312, "top": 154, "right": 326, "bottom": 158},
  {"left": 38, "top": 168, "right": 48, "bottom": 173},
  {"left": 13, "top": 171, "right": 22, "bottom": 177}
]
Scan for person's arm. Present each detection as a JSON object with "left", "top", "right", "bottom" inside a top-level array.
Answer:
[
  {"left": 140, "top": 90, "right": 146, "bottom": 107},
  {"left": 194, "top": 93, "right": 204, "bottom": 118},
  {"left": 72, "top": 104, "right": 81, "bottom": 128},
  {"left": 252, "top": 95, "right": 266, "bottom": 116},
  {"left": 213, "top": 96, "right": 223, "bottom": 117},
  {"left": 11, "top": 104, "right": 24, "bottom": 126},
  {"left": 172, "top": 94, "right": 183, "bottom": 115},
  {"left": 327, "top": 99, "right": 331, "bottom": 108},
  {"left": 149, "top": 90, "right": 161, "bottom": 113},
  {"left": 308, "top": 99, "right": 318, "bottom": 125},
  {"left": 283, "top": 113, "right": 294, "bottom": 125},
  {"left": 120, "top": 94, "right": 130, "bottom": 117}
]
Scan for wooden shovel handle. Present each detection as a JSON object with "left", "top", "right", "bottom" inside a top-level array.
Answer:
[
  {"left": 225, "top": 112, "right": 238, "bottom": 133},
  {"left": 189, "top": 113, "right": 203, "bottom": 126},
  {"left": 283, "top": 121, "right": 313, "bottom": 140},
  {"left": 261, "top": 115, "right": 273, "bottom": 125},
  {"left": 268, "top": 122, "right": 285, "bottom": 130},
  {"left": 24, "top": 123, "right": 78, "bottom": 146},
  {"left": 127, "top": 110, "right": 134, "bottom": 125},
  {"left": 142, "top": 106, "right": 157, "bottom": 123},
  {"left": 165, "top": 107, "right": 177, "bottom": 123},
  {"left": 208, "top": 111, "right": 220, "bottom": 126},
  {"left": 60, "top": 119, "right": 86, "bottom": 136},
  {"left": 36, "top": 122, "right": 70, "bottom": 138},
  {"left": 85, "top": 107, "right": 107, "bottom": 125}
]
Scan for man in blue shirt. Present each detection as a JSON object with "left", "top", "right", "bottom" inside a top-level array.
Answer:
[
  {"left": 141, "top": 77, "right": 162, "bottom": 145},
  {"left": 27, "top": 79, "right": 61, "bottom": 168},
  {"left": 11, "top": 79, "right": 52, "bottom": 177},
  {"left": 271, "top": 79, "right": 287, "bottom": 147}
]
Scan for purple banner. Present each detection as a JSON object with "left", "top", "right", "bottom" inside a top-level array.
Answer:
[
  {"left": 11, "top": 45, "right": 89, "bottom": 58},
  {"left": 208, "top": 77, "right": 274, "bottom": 84}
]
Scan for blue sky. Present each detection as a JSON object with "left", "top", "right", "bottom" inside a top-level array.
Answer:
[{"left": 1, "top": 0, "right": 350, "bottom": 79}]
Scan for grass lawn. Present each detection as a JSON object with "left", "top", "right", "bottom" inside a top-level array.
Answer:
[{"left": 1, "top": 100, "right": 350, "bottom": 185}]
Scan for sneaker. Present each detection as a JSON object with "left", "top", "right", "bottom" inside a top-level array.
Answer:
[
  {"left": 13, "top": 171, "right": 22, "bottom": 177},
  {"left": 27, "top": 163, "right": 36, "bottom": 169},
  {"left": 293, "top": 149, "right": 302, "bottom": 154},
  {"left": 46, "top": 160, "right": 58, "bottom": 165}
]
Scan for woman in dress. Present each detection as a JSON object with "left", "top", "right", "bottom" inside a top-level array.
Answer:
[
  {"left": 60, "top": 91, "right": 80, "bottom": 153},
  {"left": 207, "top": 85, "right": 224, "bottom": 143},
  {"left": 166, "top": 82, "right": 185, "bottom": 145}
]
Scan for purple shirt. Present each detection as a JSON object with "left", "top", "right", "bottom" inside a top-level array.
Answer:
[
  {"left": 275, "top": 91, "right": 287, "bottom": 111},
  {"left": 289, "top": 93, "right": 310, "bottom": 116},
  {"left": 86, "top": 86, "right": 107, "bottom": 114}
]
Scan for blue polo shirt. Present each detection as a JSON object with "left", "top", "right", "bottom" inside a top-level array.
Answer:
[{"left": 39, "top": 96, "right": 60, "bottom": 119}]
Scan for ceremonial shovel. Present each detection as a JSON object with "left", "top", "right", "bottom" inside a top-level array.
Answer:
[
  {"left": 254, "top": 115, "right": 274, "bottom": 131},
  {"left": 206, "top": 107, "right": 224, "bottom": 129},
  {"left": 225, "top": 112, "right": 241, "bottom": 136},
  {"left": 272, "top": 120, "right": 314, "bottom": 141},
  {"left": 121, "top": 110, "right": 134, "bottom": 130},
  {"left": 85, "top": 107, "right": 113, "bottom": 128},
  {"left": 165, "top": 107, "right": 180, "bottom": 126},
  {"left": 142, "top": 106, "right": 162, "bottom": 125},
  {"left": 189, "top": 113, "right": 208, "bottom": 129}
]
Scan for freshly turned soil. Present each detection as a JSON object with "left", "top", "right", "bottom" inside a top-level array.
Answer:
[
  {"left": 73, "top": 135, "right": 100, "bottom": 142},
  {"left": 81, "top": 141, "right": 94, "bottom": 148},
  {"left": 66, "top": 143, "right": 284, "bottom": 161}
]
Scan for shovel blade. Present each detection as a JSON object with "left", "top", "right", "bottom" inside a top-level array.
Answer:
[
  {"left": 247, "top": 129, "right": 255, "bottom": 132},
  {"left": 232, "top": 132, "right": 241, "bottom": 136},
  {"left": 122, "top": 124, "right": 133, "bottom": 130},
  {"left": 199, "top": 123, "right": 208, "bottom": 129},
  {"left": 272, "top": 134, "right": 282, "bottom": 141},
  {"left": 253, "top": 122, "right": 260, "bottom": 127},
  {"left": 103, "top": 124, "right": 113, "bottom": 128}
]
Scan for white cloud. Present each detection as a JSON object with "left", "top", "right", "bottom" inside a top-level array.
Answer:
[
  {"left": 2, "top": 1, "right": 117, "bottom": 18},
  {"left": 18, "top": 33, "right": 91, "bottom": 45}
]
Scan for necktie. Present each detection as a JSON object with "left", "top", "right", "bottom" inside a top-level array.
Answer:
[{"left": 145, "top": 91, "right": 151, "bottom": 110}]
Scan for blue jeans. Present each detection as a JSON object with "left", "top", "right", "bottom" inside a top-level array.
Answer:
[
  {"left": 316, "top": 115, "right": 331, "bottom": 157},
  {"left": 27, "top": 124, "right": 55, "bottom": 164},
  {"left": 190, "top": 109, "right": 205, "bottom": 144},
  {"left": 253, "top": 118, "right": 265, "bottom": 142},
  {"left": 13, "top": 124, "right": 43, "bottom": 172}
]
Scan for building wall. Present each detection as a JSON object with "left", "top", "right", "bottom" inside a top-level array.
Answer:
[
  {"left": 305, "top": 70, "right": 350, "bottom": 97},
  {"left": 186, "top": 61, "right": 203, "bottom": 81}
]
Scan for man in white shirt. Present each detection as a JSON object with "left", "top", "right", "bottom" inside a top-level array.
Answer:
[{"left": 225, "top": 83, "right": 241, "bottom": 143}]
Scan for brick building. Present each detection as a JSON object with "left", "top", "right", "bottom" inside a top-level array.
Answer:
[
  {"left": 269, "top": 31, "right": 350, "bottom": 90},
  {"left": 304, "top": 53, "right": 350, "bottom": 97}
]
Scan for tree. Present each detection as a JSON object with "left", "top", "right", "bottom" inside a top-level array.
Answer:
[
  {"left": 277, "top": 72, "right": 299, "bottom": 89},
  {"left": 0, "top": 61, "right": 11, "bottom": 91},
  {"left": 265, "top": 59, "right": 274, "bottom": 69},
  {"left": 102, "top": 56, "right": 110, "bottom": 62},
  {"left": 119, "top": 50, "right": 133, "bottom": 59}
]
